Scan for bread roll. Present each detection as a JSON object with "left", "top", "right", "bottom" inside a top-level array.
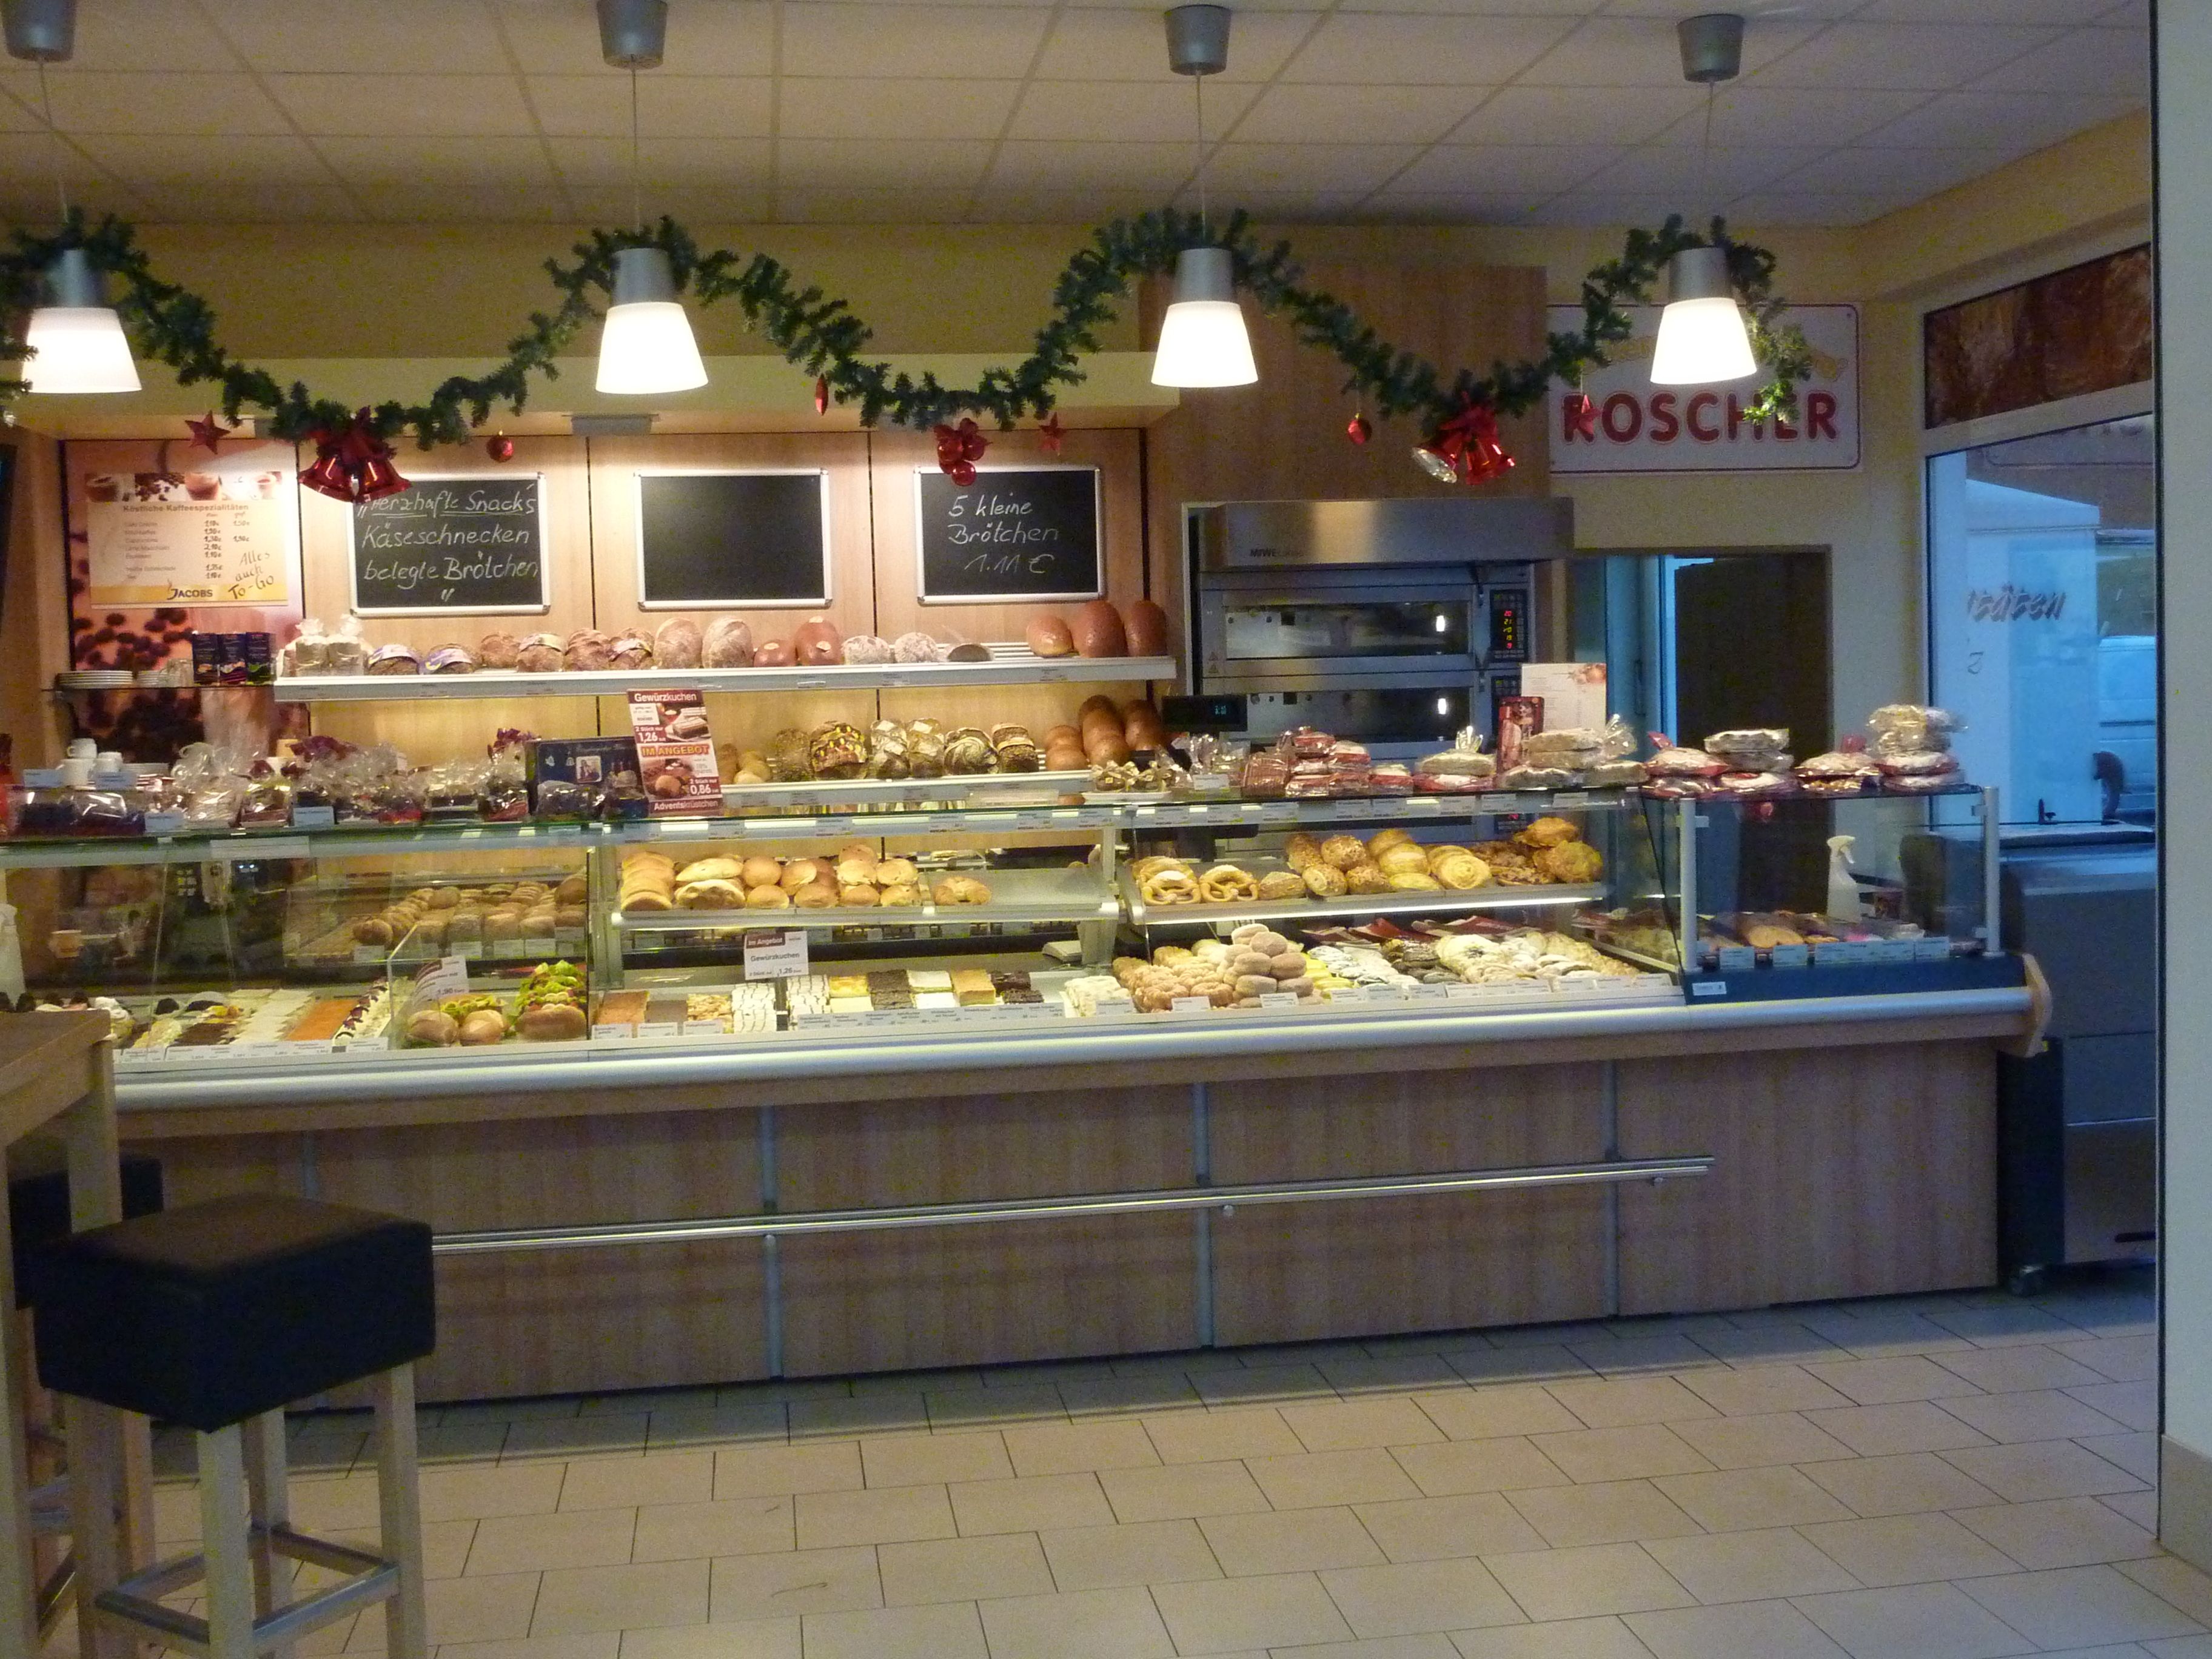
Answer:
[
  {"left": 744, "top": 884, "right": 792, "bottom": 910},
  {"left": 1072, "top": 599, "right": 1127, "bottom": 657},
  {"left": 459, "top": 1009, "right": 508, "bottom": 1045},
  {"left": 792, "top": 880, "right": 838, "bottom": 909},
  {"left": 677, "top": 857, "right": 742, "bottom": 884},
  {"left": 1367, "top": 828, "right": 1415, "bottom": 856},
  {"left": 837, "top": 883, "right": 879, "bottom": 907},
  {"left": 879, "top": 882, "right": 922, "bottom": 907},
  {"left": 1026, "top": 614, "right": 1076, "bottom": 657},
  {"left": 874, "top": 857, "right": 919, "bottom": 886},
  {"left": 1347, "top": 864, "right": 1393, "bottom": 894},
  {"left": 1257, "top": 870, "right": 1307, "bottom": 900},
  {"left": 1378, "top": 843, "right": 1432, "bottom": 877},
  {"left": 1321, "top": 835, "right": 1369, "bottom": 871},
  {"left": 478, "top": 631, "right": 522, "bottom": 669},
  {"left": 754, "top": 637, "right": 793, "bottom": 668},
  {"left": 517, "top": 1004, "right": 587, "bottom": 1042},
  {"left": 781, "top": 857, "right": 825, "bottom": 890},
  {"left": 740, "top": 856, "right": 783, "bottom": 889}
]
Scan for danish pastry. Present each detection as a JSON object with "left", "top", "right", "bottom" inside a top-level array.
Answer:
[
  {"left": 1515, "top": 816, "right": 1581, "bottom": 850},
  {"left": 1432, "top": 850, "right": 1493, "bottom": 890},
  {"left": 1534, "top": 840, "right": 1604, "bottom": 884}
]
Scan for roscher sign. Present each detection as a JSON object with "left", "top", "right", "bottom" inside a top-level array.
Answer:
[{"left": 1546, "top": 303, "right": 1860, "bottom": 473}]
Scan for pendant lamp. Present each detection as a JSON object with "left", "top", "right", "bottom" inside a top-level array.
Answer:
[
  {"left": 1651, "top": 12, "right": 1756, "bottom": 388},
  {"left": 7, "top": 0, "right": 138, "bottom": 394},
  {"left": 1151, "top": 5, "right": 1256, "bottom": 389},
  {"left": 592, "top": 0, "right": 708, "bottom": 396}
]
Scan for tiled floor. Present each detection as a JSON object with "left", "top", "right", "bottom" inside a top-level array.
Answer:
[{"left": 59, "top": 1273, "right": 2190, "bottom": 1659}]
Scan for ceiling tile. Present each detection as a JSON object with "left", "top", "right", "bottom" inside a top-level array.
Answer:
[
  {"left": 1970, "top": 26, "right": 2147, "bottom": 95},
  {"left": 0, "top": 87, "right": 56, "bottom": 134},
  {"left": 985, "top": 139, "right": 1192, "bottom": 191},
  {"left": 0, "top": 132, "right": 126, "bottom": 198},
  {"left": 1231, "top": 84, "right": 1485, "bottom": 146},
  {"left": 1360, "top": 193, "right": 1552, "bottom": 222},
  {"left": 1213, "top": 190, "right": 1373, "bottom": 221},
  {"left": 4, "top": 71, "right": 293, "bottom": 136},
  {"left": 1604, "top": 0, "right": 1857, "bottom": 15},
  {"left": 774, "top": 188, "right": 978, "bottom": 223},
  {"left": 1280, "top": 15, "right": 1577, "bottom": 85},
  {"left": 45, "top": 0, "right": 244, "bottom": 71},
  {"left": 1775, "top": 145, "right": 2019, "bottom": 198},
  {"left": 1518, "top": 190, "right": 1701, "bottom": 225},
  {"left": 265, "top": 74, "right": 538, "bottom": 138},
  {"left": 206, "top": 0, "right": 512, "bottom": 74},
  {"left": 1445, "top": 84, "right": 1703, "bottom": 146},
  {"left": 1205, "top": 142, "right": 1424, "bottom": 194},
  {"left": 1339, "top": 0, "right": 1603, "bottom": 13},
  {"left": 1518, "top": 18, "right": 1815, "bottom": 86},
  {"left": 1006, "top": 80, "right": 1255, "bottom": 142},
  {"left": 1573, "top": 142, "right": 1828, "bottom": 196},
  {"left": 965, "top": 188, "right": 1164, "bottom": 221},
  {"left": 311, "top": 135, "right": 555, "bottom": 186},
  {"left": 1857, "top": 90, "right": 2140, "bottom": 152},
  {"left": 1747, "top": 24, "right": 2064, "bottom": 92},
  {"left": 133, "top": 182, "right": 364, "bottom": 222},
  {"left": 71, "top": 133, "right": 333, "bottom": 187},
  {"left": 525, "top": 76, "right": 774, "bottom": 139},
  {"left": 1060, "top": 0, "right": 1321, "bottom": 15},
  {"left": 1030, "top": 11, "right": 1317, "bottom": 81},
  {"left": 546, "top": 137, "right": 774, "bottom": 187},
  {"left": 1853, "top": 0, "right": 2108, "bottom": 21},
  {"left": 779, "top": 78, "right": 1021, "bottom": 139},
  {"left": 776, "top": 136, "right": 991, "bottom": 189},
  {"left": 2097, "top": 0, "right": 2149, "bottom": 24},
  {"left": 779, "top": 7, "right": 1053, "bottom": 79},
  {"left": 1386, "top": 144, "right": 1617, "bottom": 196},
  {"left": 1647, "top": 87, "right": 1934, "bottom": 149}
]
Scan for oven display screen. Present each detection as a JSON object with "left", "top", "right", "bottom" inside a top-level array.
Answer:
[
  {"left": 1219, "top": 601, "right": 1470, "bottom": 662},
  {"left": 1487, "top": 589, "right": 1527, "bottom": 662}
]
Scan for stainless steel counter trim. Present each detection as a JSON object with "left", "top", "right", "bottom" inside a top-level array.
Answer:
[
  {"left": 115, "top": 987, "right": 2036, "bottom": 1112},
  {"left": 428, "top": 1157, "right": 1714, "bottom": 1255}
]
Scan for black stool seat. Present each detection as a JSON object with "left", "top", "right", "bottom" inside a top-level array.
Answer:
[
  {"left": 10, "top": 1150, "right": 165, "bottom": 1305},
  {"left": 29, "top": 1194, "right": 434, "bottom": 1431}
]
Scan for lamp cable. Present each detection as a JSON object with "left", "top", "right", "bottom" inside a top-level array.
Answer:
[{"left": 36, "top": 58, "right": 64, "bottom": 222}]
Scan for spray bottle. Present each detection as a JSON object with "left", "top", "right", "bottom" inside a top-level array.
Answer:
[{"left": 1826, "top": 834, "right": 1862, "bottom": 922}]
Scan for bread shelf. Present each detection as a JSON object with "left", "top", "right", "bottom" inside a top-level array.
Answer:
[
  {"left": 270, "top": 648, "right": 1178, "bottom": 702},
  {"left": 1122, "top": 871, "right": 1604, "bottom": 930}
]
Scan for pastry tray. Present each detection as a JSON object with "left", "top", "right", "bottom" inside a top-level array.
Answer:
[
  {"left": 1121, "top": 861, "right": 1603, "bottom": 929},
  {"left": 616, "top": 864, "right": 1118, "bottom": 933}
]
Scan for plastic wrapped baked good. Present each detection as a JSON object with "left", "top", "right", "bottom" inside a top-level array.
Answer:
[
  {"left": 477, "top": 631, "right": 521, "bottom": 669},
  {"left": 906, "top": 722, "right": 945, "bottom": 778},
  {"left": 702, "top": 618, "right": 753, "bottom": 668},
  {"left": 990, "top": 723, "right": 1039, "bottom": 773},
  {"left": 1868, "top": 703, "right": 1959, "bottom": 757},
  {"left": 366, "top": 643, "right": 420, "bottom": 675},
  {"left": 652, "top": 618, "right": 703, "bottom": 669},
  {"left": 1704, "top": 728, "right": 1790, "bottom": 769},
  {"left": 517, "top": 633, "right": 566, "bottom": 672},
  {"left": 1878, "top": 748, "right": 1960, "bottom": 778},
  {"left": 1644, "top": 739, "right": 1724, "bottom": 777},
  {"left": 808, "top": 722, "right": 868, "bottom": 780},
  {"left": 1523, "top": 728, "right": 1604, "bottom": 768},
  {"left": 1583, "top": 760, "right": 1647, "bottom": 788},
  {"left": 1416, "top": 726, "right": 1496, "bottom": 779},
  {"left": 1498, "top": 764, "right": 1579, "bottom": 790},
  {"left": 424, "top": 645, "right": 475, "bottom": 675}
]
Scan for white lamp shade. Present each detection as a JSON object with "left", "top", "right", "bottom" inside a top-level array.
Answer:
[
  {"left": 1651, "top": 295, "right": 1756, "bottom": 385},
  {"left": 595, "top": 300, "right": 708, "bottom": 395},
  {"left": 1151, "top": 300, "right": 1258, "bottom": 387},
  {"left": 24, "top": 304, "right": 139, "bottom": 394}
]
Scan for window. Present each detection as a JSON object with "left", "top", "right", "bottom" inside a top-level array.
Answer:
[{"left": 1927, "top": 414, "right": 2156, "bottom": 827}]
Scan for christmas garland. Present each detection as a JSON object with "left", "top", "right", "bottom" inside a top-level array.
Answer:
[{"left": 0, "top": 206, "right": 1812, "bottom": 484}]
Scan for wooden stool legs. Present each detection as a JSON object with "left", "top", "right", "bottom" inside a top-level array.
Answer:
[{"left": 373, "top": 1367, "right": 428, "bottom": 1658}]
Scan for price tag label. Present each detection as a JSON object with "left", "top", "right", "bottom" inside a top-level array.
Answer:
[
  {"left": 1184, "top": 804, "right": 1209, "bottom": 819},
  {"left": 1444, "top": 982, "right": 1486, "bottom": 1000},
  {"left": 1553, "top": 793, "right": 1591, "bottom": 809},
  {"left": 1261, "top": 802, "right": 1301, "bottom": 824},
  {"left": 1010, "top": 812, "right": 1052, "bottom": 831},
  {"left": 1768, "top": 943, "right": 1811, "bottom": 969},
  {"left": 636, "top": 1020, "right": 681, "bottom": 1039},
  {"left": 795, "top": 676, "right": 829, "bottom": 690},
  {"left": 743, "top": 928, "right": 809, "bottom": 981},
  {"left": 591, "top": 1024, "right": 637, "bottom": 1042},
  {"left": 1411, "top": 982, "right": 1453, "bottom": 1002},
  {"left": 491, "top": 939, "right": 530, "bottom": 959},
  {"left": 142, "top": 810, "right": 185, "bottom": 836},
  {"left": 213, "top": 836, "right": 309, "bottom": 861},
  {"left": 1168, "top": 995, "right": 1212, "bottom": 1015},
  {"left": 454, "top": 941, "right": 484, "bottom": 961},
  {"left": 1815, "top": 941, "right": 1871, "bottom": 967},
  {"left": 1717, "top": 945, "right": 1757, "bottom": 973},
  {"left": 1914, "top": 938, "right": 1956, "bottom": 962},
  {"left": 1256, "top": 991, "right": 1299, "bottom": 1010},
  {"left": 289, "top": 805, "right": 335, "bottom": 830},
  {"left": 523, "top": 936, "right": 557, "bottom": 958},
  {"left": 655, "top": 819, "right": 712, "bottom": 839}
]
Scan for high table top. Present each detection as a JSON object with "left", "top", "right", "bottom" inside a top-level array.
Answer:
[{"left": 0, "top": 1011, "right": 109, "bottom": 1143}]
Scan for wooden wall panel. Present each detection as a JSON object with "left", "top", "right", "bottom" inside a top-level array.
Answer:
[
  {"left": 776, "top": 1087, "right": 1197, "bottom": 1375},
  {"left": 1207, "top": 1065, "right": 1609, "bottom": 1346},
  {"left": 868, "top": 426, "right": 1149, "bottom": 648},
  {"left": 1141, "top": 261, "right": 1550, "bottom": 665},
  {"left": 586, "top": 431, "right": 877, "bottom": 648},
  {"left": 1615, "top": 1043, "right": 1999, "bottom": 1315}
]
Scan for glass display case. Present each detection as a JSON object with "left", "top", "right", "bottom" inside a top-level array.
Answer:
[{"left": 1650, "top": 786, "right": 2025, "bottom": 1001}]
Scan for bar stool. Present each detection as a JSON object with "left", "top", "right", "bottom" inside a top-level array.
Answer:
[
  {"left": 28, "top": 1193, "right": 434, "bottom": 1659},
  {"left": 7, "top": 1150, "right": 164, "bottom": 1636}
]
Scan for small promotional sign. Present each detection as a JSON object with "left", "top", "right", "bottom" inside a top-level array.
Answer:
[{"left": 626, "top": 689, "right": 722, "bottom": 816}]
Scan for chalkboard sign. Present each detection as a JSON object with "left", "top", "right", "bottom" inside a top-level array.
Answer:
[
  {"left": 350, "top": 474, "right": 549, "bottom": 615},
  {"left": 636, "top": 470, "right": 831, "bottom": 609},
  {"left": 914, "top": 466, "right": 1102, "bottom": 604}
]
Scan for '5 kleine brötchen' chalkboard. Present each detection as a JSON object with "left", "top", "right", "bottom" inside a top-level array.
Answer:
[
  {"left": 351, "top": 474, "right": 549, "bottom": 615},
  {"left": 914, "top": 466, "right": 1102, "bottom": 604}
]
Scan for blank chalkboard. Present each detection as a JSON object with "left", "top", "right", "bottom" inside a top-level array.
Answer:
[
  {"left": 351, "top": 474, "right": 549, "bottom": 615},
  {"left": 636, "top": 471, "right": 831, "bottom": 608},
  {"left": 914, "top": 466, "right": 1102, "bottom": 604}
]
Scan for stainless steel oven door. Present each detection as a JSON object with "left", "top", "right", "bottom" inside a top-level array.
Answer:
[
  {"left": 1195, "top": 569, "right": 1480, "bottom": 689},
  {"left": 1240, "top": 685, "right": 1478, "bottom": 760}
]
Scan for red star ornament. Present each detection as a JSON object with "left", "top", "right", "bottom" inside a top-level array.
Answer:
[
  {"left": 1039, "top": 413, "right": 1066, "bottom": 455},
  {"left": 186, "top": 411, "right": 232, "bottom": 454}
]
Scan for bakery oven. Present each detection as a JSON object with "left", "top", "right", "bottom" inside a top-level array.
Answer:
[{"left": 1187, "top": 498, "right": 1570, "bottom": 758}]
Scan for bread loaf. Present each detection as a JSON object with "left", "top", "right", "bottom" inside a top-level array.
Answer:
[
  {"left": 654, "top": 618, "right": 703, "bottom": 669},
  {"left": 1124, "top": 597, "right": 1170, "bottom": 657},
  {"left": 701, "top": 618, "right": 752, "bottom": 668},
  {"left": 1026, "top": 614, "right": 1076, "bottom": 657},
  {"left": 1071, "top": 598, "right": 1127, "bottom": 657}
]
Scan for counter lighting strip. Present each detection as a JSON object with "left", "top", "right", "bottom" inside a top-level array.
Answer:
[{"left": 429, "top": 1156, "right": 1715, "bottom": 1255}]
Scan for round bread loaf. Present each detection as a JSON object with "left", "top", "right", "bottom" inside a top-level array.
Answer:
[
  {"left": 1125, "top": 597, "right": 1170, "bottom": 657},
  {"left": 700, "top": 617, "right": 752, "bottom": 668},
  {"left": 654, "top": 618, "right": 704, "bottom": 669},
  {"left": 1026, "top": 614, "right": 1076, "bottom": 657},
  {"left": 1071, "top": 599, "right": 1127, "bottom": 657}
]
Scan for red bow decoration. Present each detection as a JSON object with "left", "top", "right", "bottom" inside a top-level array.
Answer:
[
  {"left": 301, "top": 408, "right": 410, "bottom": 503},
  {"left": 1413, "top": 399, "right": 1514, "bottom": 485},
  {"left": 1038, "top": 413, "right": 1065, "bottom": 455},
  {"left": 933, "top": 417, "right": 988, "bottom": 486},
  {"left": 186, "top": 411, "right": 232, "bottom": 454}
]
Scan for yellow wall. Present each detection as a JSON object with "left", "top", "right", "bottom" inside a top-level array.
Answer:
[{"left": 69, "top": 113, "right": 2155, "bottom": 741}]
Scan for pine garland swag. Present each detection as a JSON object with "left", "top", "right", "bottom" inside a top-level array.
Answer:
[{"left": 0, "top": 207, "right": 1815, "bottom": 455}]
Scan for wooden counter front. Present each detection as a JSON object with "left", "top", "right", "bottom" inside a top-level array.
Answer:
[{"left": 121, "top": 997, "right": 2031, "bottom": 1401}]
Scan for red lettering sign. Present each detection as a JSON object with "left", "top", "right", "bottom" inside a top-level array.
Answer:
[{"left": 1601, "top": 394, "right": 1642, "bottom": 443}]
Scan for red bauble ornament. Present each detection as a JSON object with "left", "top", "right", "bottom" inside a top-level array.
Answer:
[
  {"left": 933, "top": 417, "right": 988, "bottom": 485},
  {"left": 1346, "top": 413, "right": 1372, "bottom": 446},
  {"left": 486, "top": 434, "right": 515, "bottom": 463},
  {"left": 186, "top": 411, "right": 232, "bottom": 453},
  {"left": 814, "top": 376, "right": 830, "bottom": 416}
]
